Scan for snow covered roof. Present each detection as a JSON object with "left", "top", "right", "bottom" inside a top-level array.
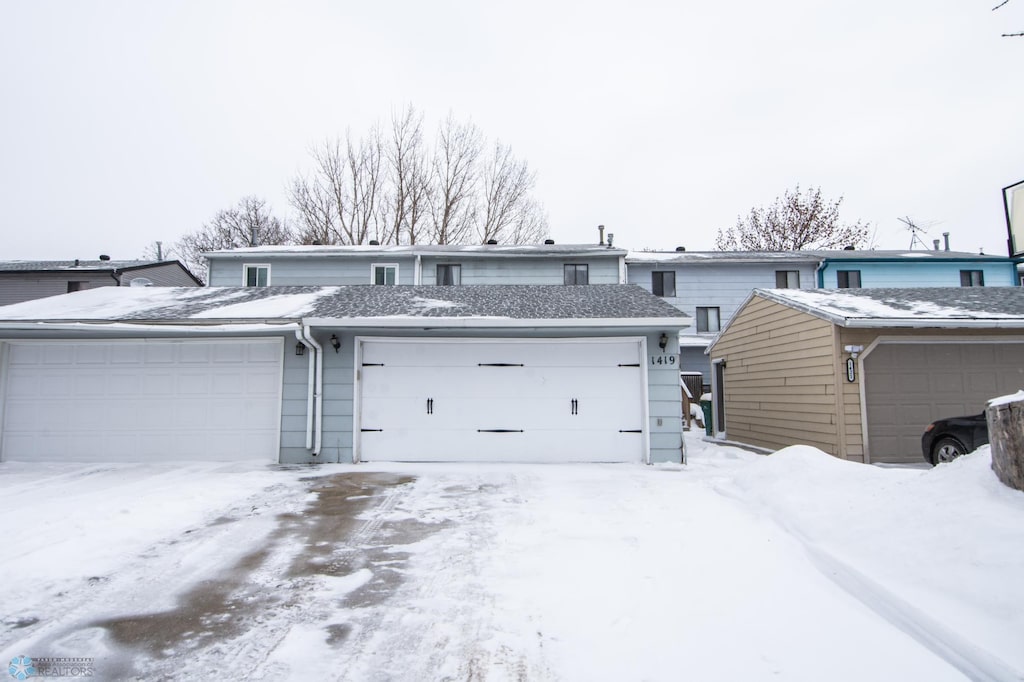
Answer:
[
  {"left": 0, "top": 259, "right": 187, "bottom": 272},
  {"left": 755, "top": 287, "right": 1024, "bottom": 328},
  {"left": 205, "top": 244, "right": 626, "bottom": 258},
  {"left": 0, "top": 285, "right": 689, "bottom": 329},
  {"left": 625, "top": 249, "right": 1015, "bottom": 265}
]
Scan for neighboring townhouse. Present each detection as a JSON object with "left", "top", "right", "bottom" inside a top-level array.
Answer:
[
  {"left": 628, "top": 247, "right": 1021, "bottom": 386},
  {"left": 707, "top": 287, "right": 1024, "bottom": 465},
  {"left": 626, "top": 250, "right": 820, "bottom": 384},
  {"left": 0, "top": 258, "right": 203, "bottom": 306},
  {"left": 811, "top": 249, "right": 1019, "bottom": 289},
  {"left": 204, "top": 243, "right": 627, "bottom": 287}
]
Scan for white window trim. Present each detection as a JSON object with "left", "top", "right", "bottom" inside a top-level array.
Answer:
[
  {"left": 371, "top": 263, "right": 399, "bottom": 285},
  {"left": 243, "top": 263, "right": 271, "bottom": 287}
]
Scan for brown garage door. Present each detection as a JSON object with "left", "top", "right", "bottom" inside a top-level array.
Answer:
[{"left": 863, "top": 342, "right": 1024, "bottom": 464}]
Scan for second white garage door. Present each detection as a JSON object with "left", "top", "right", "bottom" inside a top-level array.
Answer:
[
  {"left": 1, "top": 339, "right": 283, "bottom": 462},
  {"left": 356, "top": 338, "right": 648, "bottom": 462}
]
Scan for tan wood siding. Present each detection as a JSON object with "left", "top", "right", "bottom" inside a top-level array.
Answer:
[{"left": 710, "top": 296, "right": 840, "bottom": 455}]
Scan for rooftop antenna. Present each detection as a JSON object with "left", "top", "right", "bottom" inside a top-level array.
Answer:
[{"left": 898, "top": 216, "right": 933, "bottom": 250}]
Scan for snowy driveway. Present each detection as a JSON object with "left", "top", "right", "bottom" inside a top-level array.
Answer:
[{"left": 2, "top": 435, "right": 1022, "bottom": 681}]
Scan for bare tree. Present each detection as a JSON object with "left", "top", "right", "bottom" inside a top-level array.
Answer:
[
  {"left": 290, "top": 107, "right": 549, "bottom": 246},
  {"left": 716, "top": 185, "right": 870, "bottom": 251},
  {"left": 383, "top": 106, "right": 431, "bottom": 244},
  {"left": 477, "top": 142, "right": 549, "bottom": 244},
  {"left": 429, "top": 114, "right": 482, "bottom": 244},
  {"left": 290, "top": 130, "right": 385, "bottom": 246},
  {"left": 175, "top": 196, "right": 293, "bottom": 282}
]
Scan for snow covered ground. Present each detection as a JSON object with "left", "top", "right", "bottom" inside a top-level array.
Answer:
[{"left": 1, "top": 433, "right": 1022, "bottom": 681}]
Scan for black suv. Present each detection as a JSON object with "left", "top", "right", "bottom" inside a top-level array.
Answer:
[{"left": 921, "top": 413, "right": 988, "bottom": 465}]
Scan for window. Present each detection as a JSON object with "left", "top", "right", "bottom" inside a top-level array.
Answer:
[
  {"left": 564, "top": 264, "right": 589, "bottom": 285},
  {"left": 436, "top": 264, "right": 461, "bottom": 286},
  {"left": 696, "top": 306, "right": 721, "bottom": 333},
  {"left": 372, "top": 263, "right": 398, "bottom": 285},
  {"left": 67, "top": 281, "right": 85, "bottom": 293},
  {"left": 775, "top": 270, "right": 800, "bottom": 288},
  {"left": 244, "top": 264, "right": 270, "bottom": 287},
  {"left": 960, "top": 270, "right": 984, "bottom": 287},
  {"left": 837, "top": 270, "right": 862, "bottom": 288},
  {"left": 652, "top": 271, "right": 676, "bottom": 297}
]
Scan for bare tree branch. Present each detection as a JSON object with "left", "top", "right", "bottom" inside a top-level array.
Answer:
[
  {"left": 715, "top": 185, "right": 870, "bottom": 252},
  {"left": 429, "top": 114, "right": 482, "bottom": 244},
  {"left": 175, "top": 196, "right": 293, "bottom": 281}
]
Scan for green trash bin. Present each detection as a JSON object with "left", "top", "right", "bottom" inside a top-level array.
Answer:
[{"left": 699, "top": 399, "right": 713, "bottom": 436}]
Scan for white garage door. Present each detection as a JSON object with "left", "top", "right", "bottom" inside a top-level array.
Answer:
[
  {"left": 1, "top": 339, "right": 283, "bottom": 462},
  {"left": 357, "top": 338, "right": 647, "bottom": 462},
  {"left": 864, "top": 341, "right": 1024, "bottom": 464}
]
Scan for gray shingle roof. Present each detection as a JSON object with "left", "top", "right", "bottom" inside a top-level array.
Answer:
[
  {"left": 0, "top": 260, "right": 174, "bottom": 272},
  {"left": 626, "top": 249, "right": 1015, "bottom": 264},
  {"left": 0, "top": 285, "right": 688, "bottom": 324},
  {"left": 756, "top": 287, "right": 1024, "bottom": 327}
]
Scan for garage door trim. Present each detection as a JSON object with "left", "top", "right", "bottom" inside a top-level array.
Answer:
[
  {"left": 858, "top": 334, "right": 1024, "bottom": 464},
  {"left": 352, "top": 335, "right": 651, "bottom": 464}
]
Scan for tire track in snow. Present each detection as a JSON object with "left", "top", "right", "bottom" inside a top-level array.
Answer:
[{"left": 711, "top": 481, "right": 1022, "bottom": 682}]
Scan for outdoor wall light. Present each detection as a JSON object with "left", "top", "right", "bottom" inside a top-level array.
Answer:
[
  {"left": 330, "top": 334, "right": 341, "bottom": 353},
  {"left": 658, "top": 333, "right": 669, "bottom": 351},
  {"left": 295, "top": 342, "right": 306, "bottom": 356},
  {"left": 844, "top": 344, "right": 865, "bottom": 359}
]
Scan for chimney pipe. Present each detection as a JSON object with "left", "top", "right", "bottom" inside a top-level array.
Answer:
[
  {"left": 943, "top": 232, "right": 950, "bottom": 251},
  {"left": 156, "top": 241, "right": 163, "bottom": 260},
  {"left": 933, "top": 239, "right": 940, "bottom": 251},
  {"left": 598, "top": 225, "right": 605, "bottom": 246}
]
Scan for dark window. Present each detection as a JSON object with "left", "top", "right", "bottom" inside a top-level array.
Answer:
[
  {"left": 244, "top": 265, "right": 269, "bottom": 287},
  {"left": 67, "top": 281, "right": 84, "bottom": 293},
  {"left": 960, "top": 270, "right": 984, "bottom": 287},
  {"left": 696, "top": 307, "right": 721, "bottom": 333},
  {"left": 775, "top": 270, "right": 800, "bottom": 288},
  {"left": 652, "top": 271, "right": 676, "bottom": 297},
  {"left": 837, "top": 270, "right": 862, "bottom": 288},
  {"left": 372, "top": 264, "right": 398, "bottom": 285},
  {"left": 436, "top": 264, "right": 461, "bottom": 285},
  {"left": 564, "top": 264, "right": 589, "bottom": 285}
]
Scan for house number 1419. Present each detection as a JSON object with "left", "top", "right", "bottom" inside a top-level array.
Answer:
[{"left": 651, "top": 355, "right": 678, "bottom": 366}]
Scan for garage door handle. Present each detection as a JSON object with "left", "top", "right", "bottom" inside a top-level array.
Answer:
[
  {"left": 477, "top": 429, "right": 524, "bottom": 433},
  {"left": 571, "top": 398, "right": 578, "bottom": 415},
  {"left": 426, "top": 398, "right": 433, "bottom": 415}
]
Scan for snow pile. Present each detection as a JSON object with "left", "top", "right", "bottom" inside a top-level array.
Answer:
[{"left": 989, "top": 390, "right": 1024, "bottom": 407}]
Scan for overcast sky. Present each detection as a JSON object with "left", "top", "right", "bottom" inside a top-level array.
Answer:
[{"left": 2, "top": 0, "right": 1022, "bottom": 261}]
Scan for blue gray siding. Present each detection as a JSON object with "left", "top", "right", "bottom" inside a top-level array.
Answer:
[
  {"left": 209, "top": 255, "right": 622, "bottom": 287},
  {"left": 0, "top": 273, "right": 114, "bottom": 306},
  {"left": 818, "top": 260, "right": 1019, "bottom": 288}
]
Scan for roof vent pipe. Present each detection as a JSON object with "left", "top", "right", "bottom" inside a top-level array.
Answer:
[
  {"left": 486, "top": 238, "right": 498, "bottom": 245},
  {"left": 598, "top": 225, "right": 605, "bottom": 246},
  {"left": 99, "top": 254, "right": 110, "bottom": 261},
  {"left": 933, "top": 239, "right": 941, "bottom": 251},
  {"left": 368, "top": 240, "right": 380, "bottom": 246},
  {"left": 544, "top": 238, "right": 555, "bottom": 244},
  {"left": 843, "top": 245, "right": 855, "bottom": 251},
  {"left": 943, "top": 232, "right": 950, "bottom": 251},
  {"left": 607, "top": 233, "right": 614, "bottom": 248},
  {"left": 675, "top": 246, "right": 686, "bottom": 252}
]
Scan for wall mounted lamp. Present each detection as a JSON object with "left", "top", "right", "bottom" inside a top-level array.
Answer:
[
  {"left": 295, "top": 342, "right": 306, "bottom": 356},
  {"left": 330, "top": 334, "right": 341, "bottom": 353},
  {"left": 658, "top": 333, "right": 669, "bottom": 351},
  {"left": 843, "top": 344, "right": 865, "bottom": 359}
]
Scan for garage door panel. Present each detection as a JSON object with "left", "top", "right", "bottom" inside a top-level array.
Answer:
[
  {"left": 2, "top": 339, "right": 282, "bottom": 462},
  {"left": 361, "top": 428, "right": 643, "bottom": 462},
  {"left": 358, "top": 339, "right": 646, "bottom": 463},
  {"left": 865, "top": 342, "right": 1024, "bottom": 464}
]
